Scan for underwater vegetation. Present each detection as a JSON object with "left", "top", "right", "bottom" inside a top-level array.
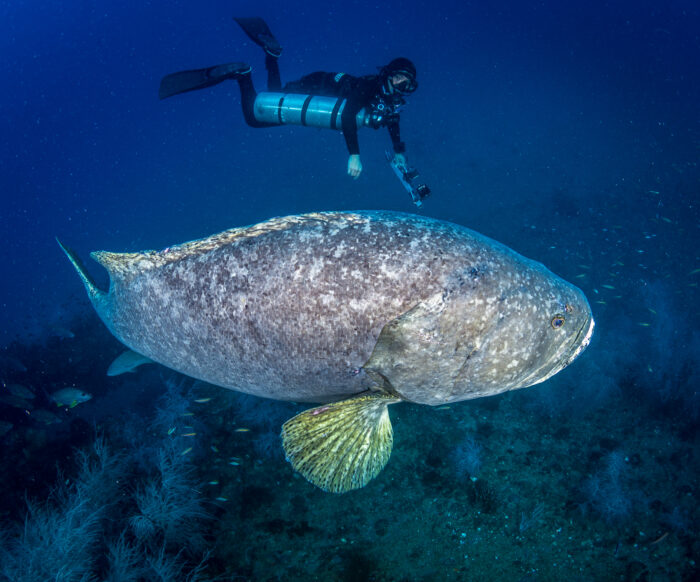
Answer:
[
  {"left": 581, "top": 450, "right": 635, "bottom": 523},
  {"left": 0, "top": 382, "right": 214, "bottom": 582}
]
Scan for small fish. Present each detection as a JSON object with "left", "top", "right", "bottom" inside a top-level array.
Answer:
[
  {"left": 7, "top": 384, "right": 35, "bottom": 400},
  {"left": 216, "top": 497, "right": 228, "bottom": 502},
  {"left": 234, "top": 428, "right": 250, "bottom": 433},
  {"left": 575, "top": 274, "right": 587, "bottom": 279},
  {"left": 48, "top": 325, "right": 75, "bottom": 339},
  {"left": 638, "top": 322, "right": 651, "bottom": 327},
  {"left": 648, "top": 308, "right": 657, "bottom": 315},
  {"left": 107, "top": 349, "right": 154, "bottom": 376},
  {"left": 208, "top": 480, "right": 219, "bottom": 485},
  {"left": 182, "top": 432, "right": 197, "bottom": 437},
  {"left": 595, "top": 300, "right": 607, "bottom": 305},
  {"left": 180, "top": 447, "right": 193, "bottom": 456},
  {"left": 229, "top": 461, "right": 240, "bottom": 466},
  {"left": 180, "top": 412, "right": 194, "bottom": 417},
  {"left": 31, "top": 409, "right": 62, "bottom": 425},
  {"left": 50, "top": 388, "right": 92, "bottom": 408},
  {"left": 194, "top": 397, "right": 212, "bottom": 403},
  {"left": 613, "top": 261, "right": 624, "bottom": 267},
  {"left": 689, "top": 268, "right": 700, "bottom": 276},
  {"left": 167, "top": 427, "right": 176, "bottom": 435},
  {"left": 577, "top": 264, "right": 591, "bottom": 270},
  {"left": 647, "top": 365, "right": 653, "bottom": 373},
  {"left": 660, "top": 217, "right": 672, "bottom": 223},
  {"left": 601, "top": 284, "right": 615, "bottom": 290},
  {"left": 211, "top": 445, "right": 219, "bottom": 453},
  {"left": 0, "top": 355, "right": 27, "bottom": 373},
  {"left": 0, "top": 394, "right": 34, "bottom": 410}
]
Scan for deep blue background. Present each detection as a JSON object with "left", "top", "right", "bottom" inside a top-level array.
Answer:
[{"left": 1, "top": 0, "right": 698, "bottom": 344}]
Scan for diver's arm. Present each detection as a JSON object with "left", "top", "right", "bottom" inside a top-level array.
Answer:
[
  {"left": 341, "top": 97, "right": 364, "bottom": 178},
  {"left": 387, "top": 121, "right": 407, "bottom": 165}
]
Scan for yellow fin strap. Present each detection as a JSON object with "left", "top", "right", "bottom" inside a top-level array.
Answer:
[{"left": 281, "top": 393, "right": 399, "bottom": 493}]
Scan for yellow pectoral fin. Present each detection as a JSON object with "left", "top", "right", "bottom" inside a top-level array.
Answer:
[{"left": 281, "top": 392, "right": 399, "bottom": 493}]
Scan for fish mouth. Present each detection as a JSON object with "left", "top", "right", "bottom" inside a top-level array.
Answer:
[
  {"left": 567, "top": 314, "right": 595, "bottom": 363},
  {"left": 520, "top": 312, "right": 595, "bottom": 388},
  {"left": 538, "top": 313, "right": 595, "bottom": 384}
]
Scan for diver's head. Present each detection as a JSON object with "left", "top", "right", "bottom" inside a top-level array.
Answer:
[{"left": 380, "top": 57, "right": 417, "bottom": 95}]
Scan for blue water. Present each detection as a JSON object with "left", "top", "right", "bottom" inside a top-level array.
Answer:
[{"left": 1, "top": 1, "right": 698, "bottom": 580}]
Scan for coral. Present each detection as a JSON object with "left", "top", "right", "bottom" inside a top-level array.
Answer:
[
  {"left": 144, "top": 547, "right": 210, "bottom": 582},
  {"left": 0, "top": 436, "right": 123, "bottom": 582},
  {"left": 129, "top": 444, "right": 210, "bottom": 555},
  {"left": 103, "top": 533, "right": 143, "bottom": 582},
  {"left": 0, "top": 378, "right": 214, "bottom": 582},
  {"left": 582, "top": 450, "right": 633, "bottom": 523},
  {"left": 452, "top": 435, "right": 482, "bottom": 479}
]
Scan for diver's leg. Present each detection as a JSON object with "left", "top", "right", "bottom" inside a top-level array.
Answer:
[
  {"left": 236, "top": 71, "right": 277, "bottom": 128},
  {"left": 265, "top": 54, "right": 282, "bottom": 91}
]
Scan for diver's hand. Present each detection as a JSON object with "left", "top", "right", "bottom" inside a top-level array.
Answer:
[
  {"left": 392, "top": 153, "right": 407, "bottom": 168},
  {"left": 347, "top": 155, "right": 362, "bottom": 179}
]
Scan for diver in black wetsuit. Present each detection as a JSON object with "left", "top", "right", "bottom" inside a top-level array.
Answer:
[{"left": 159, "top": 17, "right": 418, "bottom": 180}]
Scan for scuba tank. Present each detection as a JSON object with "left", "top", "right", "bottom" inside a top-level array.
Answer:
[{"left": 252, "top": 92, "right": 399, "bottom": 130}]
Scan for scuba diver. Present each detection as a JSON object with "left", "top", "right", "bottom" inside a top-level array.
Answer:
[{"left": 159, "top": 17, "right": 418, "bottom": 180}]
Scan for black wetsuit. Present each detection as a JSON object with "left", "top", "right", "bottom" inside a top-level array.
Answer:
[{"left": 237, "top": 55, "right": 406, "bottom": 156}]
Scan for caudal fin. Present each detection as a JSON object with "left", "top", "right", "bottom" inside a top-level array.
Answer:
[{"left": 56, "top": 238, "right": 106, "bottom": 305}]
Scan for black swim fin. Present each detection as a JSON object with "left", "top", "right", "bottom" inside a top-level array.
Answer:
[
  {"left": 234, "top": 17, "right": 282, "bottom": 57},
  {"left": 158, "top": 62, "right": 251, "bottom": 100}
]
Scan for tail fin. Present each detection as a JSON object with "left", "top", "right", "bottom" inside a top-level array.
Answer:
[{"left": 56, "top": 238, "right": 106, "bottom": 305}]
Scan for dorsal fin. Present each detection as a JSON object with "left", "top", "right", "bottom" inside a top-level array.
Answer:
[
  {"left": 91, "top": 212, "right": 366, "bottom": 280},
  {"left": 90, "top": 250, "right": 161, "bottom": 280}
]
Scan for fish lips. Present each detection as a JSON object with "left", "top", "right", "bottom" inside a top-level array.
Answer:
[{"left": 526, "top": 309, "right": 595, "bottom": 387}]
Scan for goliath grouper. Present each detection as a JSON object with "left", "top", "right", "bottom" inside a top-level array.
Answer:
[{"left": 59, "top": 211, "right": 594, "bottom": 493}]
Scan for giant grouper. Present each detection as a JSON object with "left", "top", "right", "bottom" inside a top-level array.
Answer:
[{"left": 59, "top": 210, "right": 594, "bottom": 493}]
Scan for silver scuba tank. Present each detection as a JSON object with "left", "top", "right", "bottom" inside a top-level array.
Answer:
[{"left": 253, "top": 92, "right": 375, "bottom": 130}]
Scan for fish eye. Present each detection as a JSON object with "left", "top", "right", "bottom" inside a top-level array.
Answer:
[{"left": 551, "top": 315, "right": 566, "bottom": 329}]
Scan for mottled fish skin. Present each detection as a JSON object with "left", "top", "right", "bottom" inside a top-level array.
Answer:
[{"left": 76, "top": 211, "right": 592, "bottom": 404}]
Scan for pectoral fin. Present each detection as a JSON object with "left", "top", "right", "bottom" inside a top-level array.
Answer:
[{"left": 281, "top": 392, "right": 399, "bottom": 493}]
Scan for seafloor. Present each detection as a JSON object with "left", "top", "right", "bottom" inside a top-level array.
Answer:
[{"left": 0, "top": 311, "right": 696, "bottom": 581}]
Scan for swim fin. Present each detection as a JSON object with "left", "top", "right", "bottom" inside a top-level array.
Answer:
[
  {"left": 234, "top": 17, "right": 282, "bottom": 58},
  {"left": 158, "top": 62, "right": 251, "bottom": 100}
]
